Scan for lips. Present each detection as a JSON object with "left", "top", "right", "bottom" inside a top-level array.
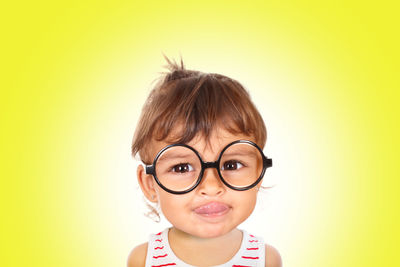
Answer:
[{"left": 193, "top": 202, "right": 230, "bottom": 217}]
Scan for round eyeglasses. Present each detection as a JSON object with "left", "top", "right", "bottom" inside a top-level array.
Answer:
[{"left": 145, "top": 140, "right": 272, "bottom": 194}]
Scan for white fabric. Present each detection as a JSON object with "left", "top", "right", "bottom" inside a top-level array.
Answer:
[{"left": 145, "top": 228, "right": 265, "bottom": 267}]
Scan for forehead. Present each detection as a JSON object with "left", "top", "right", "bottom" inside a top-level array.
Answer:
[{"left": 147, "top": 127, "right": 255, "bottom": 162}]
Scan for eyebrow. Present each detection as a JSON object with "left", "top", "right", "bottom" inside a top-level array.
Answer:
[
  {"left": 154, "top": 143, "right": 261, "bottom": 164},
  {"left": 221, "top": 150, "right": 259, "bottom": 159},
  {"left": 156, "top": 152, "right": 197, "bottom": 163}
]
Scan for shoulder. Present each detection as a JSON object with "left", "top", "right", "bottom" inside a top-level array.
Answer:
[
  {"left": 127, "top": 242, "right": 148, "bottom": 267},
  {"left": 265, "top": 243, "right": 282, "bottom": 267}
]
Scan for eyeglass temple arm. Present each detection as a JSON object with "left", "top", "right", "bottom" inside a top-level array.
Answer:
[
  {"left": 145, "top": 164, "right": 154, "bottom": 175},
  {"left": 264, "top": 158, "right": 273, "bottom": 168}
]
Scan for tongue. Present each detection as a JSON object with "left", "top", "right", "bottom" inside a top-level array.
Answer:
[{"left": 194, "top": 202, "right": 228, "bottom": 215}]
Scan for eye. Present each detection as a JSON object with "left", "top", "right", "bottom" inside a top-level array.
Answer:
[
  {"left": 171, "top": 163, "right": 194, "bottom": 173},
  {"left": 221, "top": 160, "right": 243, "bottom": 171}
]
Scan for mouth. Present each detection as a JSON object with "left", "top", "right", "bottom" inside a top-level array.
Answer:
[{"left": 193, "top": 202, "right": 230, "bottom": 217}]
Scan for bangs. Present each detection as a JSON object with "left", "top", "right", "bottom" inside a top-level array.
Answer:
[
  {"left": 131, "top": 62, "right": 267, "bottom": 163},
  {"left": 153, "top": 74, "right": 265, "bottom": 146}
]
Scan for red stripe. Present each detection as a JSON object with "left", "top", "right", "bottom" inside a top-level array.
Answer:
[
  {"left": 153, "top": 254, "right": 168, "bottom": 259},
  {"left": 249, "top": 240, "right": 258, "bottom": 243},
  {"left": 154, "top": 246, "right": 164, "bottom": 250},
  {"left": 249, "top": 234, "right": 255, "bottom": 237},
  {"left": 242, "top": 256, "right": 259, "bottom": 259},
  {"left": 232, "top": 265, "right": 251, "bottom": 267},
  {"left": 156, "top": 232, "right": 162, "bottom": 235},
  {"left": 246, "top": 247, "right": 259, "bottom": 250},
  {"left": 155, "top": 239, "right": 162, "bottom": 242},
  {"left": 151, "top": 264, "right": 176, "bottom": 267}
]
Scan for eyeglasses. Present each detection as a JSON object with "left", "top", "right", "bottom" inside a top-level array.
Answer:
[{"left": 145, "top": 140, "right": 272, "bottom": 194}]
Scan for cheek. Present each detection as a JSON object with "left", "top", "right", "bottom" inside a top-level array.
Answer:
[
  {"left": 244, "top": 194, "right": 259, "bottom": 219},
  {"left": 236, "top": 189, "right": 259, "bottom": 210},
  {"left": 157, "top": 192, "right": 191, "bottom": 216}
]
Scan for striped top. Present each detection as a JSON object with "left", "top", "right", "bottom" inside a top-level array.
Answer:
[{"left": 145, "top": 228, "right": 265, "bottom": 267}]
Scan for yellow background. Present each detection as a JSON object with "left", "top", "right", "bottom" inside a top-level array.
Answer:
[{"left": 1, "top": 1, "right": 399, "bottom": 266}]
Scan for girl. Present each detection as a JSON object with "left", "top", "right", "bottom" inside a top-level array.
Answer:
[{"left": 128, "top": 57, "right": 282, "bottom": 267}]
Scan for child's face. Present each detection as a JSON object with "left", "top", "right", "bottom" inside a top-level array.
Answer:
[{"left": 137, "top": 127, "right": 262, "bottom": 239}]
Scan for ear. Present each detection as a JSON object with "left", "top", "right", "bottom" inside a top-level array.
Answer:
[{"left": 137, "top": 164, "right": 158, "bottom": 203}]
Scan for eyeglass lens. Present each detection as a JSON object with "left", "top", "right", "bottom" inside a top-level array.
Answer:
[{"left": 154, "top": 143, "right": 263, "bottom": 192}]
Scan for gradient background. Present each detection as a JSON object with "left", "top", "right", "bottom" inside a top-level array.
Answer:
[{"left": 1, "top": 1, "right": 399, "bottom": 266}]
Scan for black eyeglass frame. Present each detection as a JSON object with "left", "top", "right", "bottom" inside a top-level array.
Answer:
[{"left": 145, "top": 140, "right": 273, "bottom": 195}]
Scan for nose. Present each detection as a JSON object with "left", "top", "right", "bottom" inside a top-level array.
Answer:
[{"left": 198, "top": 167, "right": 225, "bottom": 196}]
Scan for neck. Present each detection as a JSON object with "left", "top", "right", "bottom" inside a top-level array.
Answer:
[
  {"left": 170, "top": 226, "right": 240, "bottom": 242},
  {"left": 168, "top": 227, "right": 243, "bottom": 266}
]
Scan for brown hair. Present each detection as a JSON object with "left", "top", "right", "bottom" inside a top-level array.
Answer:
[{"left": 131, "top": 56, "right": 267, "bottom": 163}]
